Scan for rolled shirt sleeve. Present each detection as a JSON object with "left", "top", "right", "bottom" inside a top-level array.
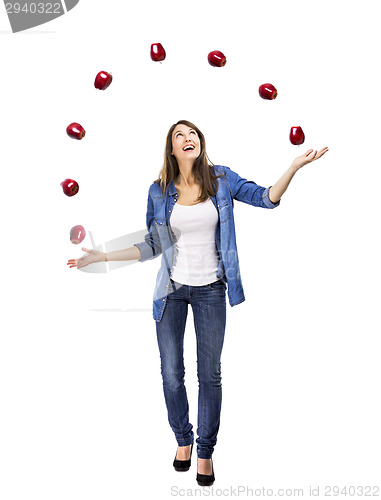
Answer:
[
  {"left": 262, "top": 186, "right": 281, "bottom": 208},
  {"left": 134, "top": 239, "right": 154, "bottom": 262}
]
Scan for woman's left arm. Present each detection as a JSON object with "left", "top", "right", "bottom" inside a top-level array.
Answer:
[{"left": 269, "top": 147, "right": 329, "bottom": 204}]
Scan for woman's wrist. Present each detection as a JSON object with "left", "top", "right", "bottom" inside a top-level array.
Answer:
[
  {"left": 290, "top": 162, "right": 301, "bottom": 174},
  {"left": 104, "top": 252, "right": 108, "bottom": 262}
]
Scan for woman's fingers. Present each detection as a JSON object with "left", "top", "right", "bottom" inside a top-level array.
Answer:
[
  {"left": 311, "top": 146, "right": 328, "bottom": 156},
  {"left": 304, "top": 147, "right": 329, "bottom": 162},
  {"left": 67, "top": 258, "right": 79, "bottom": 268},
  {"left": 316, "top": 147, "right": 329, "bottom": 159},
  {"left": 304, "top": 150, "right": 316, "bottom": 160},
  {"left": 306, "top": 150, "right": 317, "bottom": 158},
  {"left": 67, "top": 248, "right": 92, "bottom": 269}
]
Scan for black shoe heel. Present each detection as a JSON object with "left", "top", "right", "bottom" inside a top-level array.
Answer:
[
  {"left": 173, "top": 442, "right": 194, "bottom": 472},
  {"left": 196, "top": 458, "right": 215, "bottom": 486}
]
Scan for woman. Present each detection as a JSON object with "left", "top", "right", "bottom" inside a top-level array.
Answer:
[{"left": 67, "top": 119, "right": 328, "bottom": 486}]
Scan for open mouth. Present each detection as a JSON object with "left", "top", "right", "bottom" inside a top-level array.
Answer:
[{"left": 183, "top": 145, "right": 195, "bottom": 151}]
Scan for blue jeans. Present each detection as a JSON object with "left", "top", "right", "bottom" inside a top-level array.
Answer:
[{"left": 155, "top": 278, "right": 227, "bottom": 459}]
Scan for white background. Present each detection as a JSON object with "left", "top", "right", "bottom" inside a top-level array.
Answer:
[{"left": 1, "top": 0, "right": 380, "bottom": 498}]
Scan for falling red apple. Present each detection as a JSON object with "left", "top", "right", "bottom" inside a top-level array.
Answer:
[
  {"left": 150, "top": 43, "right": 166, "bottom": 62},
  {"left": 94, "top": 71, "right": 113, "bottom": 90},
  {"left": 66, "top": 122, "right": 86, "bottom": 140},
  {"left": 60, "top": 179, "right": 79, "bottom": 197},
  {"left": 207, "top": 50, "right": 226, "bottom": 67},
  {"left": 290, "top": 126, "right": 305, "bottom": 145},
  {"left": 70, "top": 225, "right": 86, "bottom": 244},
  {"left": 258, "top": 83, "right": 277, "bottom": 100}
]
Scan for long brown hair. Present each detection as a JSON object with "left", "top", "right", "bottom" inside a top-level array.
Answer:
[{"left": 154, "top": 119, "right": 224, "bottom": 202}]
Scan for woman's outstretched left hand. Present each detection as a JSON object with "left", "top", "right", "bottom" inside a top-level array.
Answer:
[{"left": 292, "top": 147, "right": 329, "bottom": 172}]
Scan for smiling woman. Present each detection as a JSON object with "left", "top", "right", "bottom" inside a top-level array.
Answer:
[{"left": 132, "top": 119, "right": 283, "bottom": 486}]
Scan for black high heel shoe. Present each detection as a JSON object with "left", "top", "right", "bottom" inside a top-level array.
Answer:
[
  {"left": 173, "top": 442, "right": 194, "bottom": 472},
  {"left": 196, "top": 458, "right": 215, "bottom": 486}
]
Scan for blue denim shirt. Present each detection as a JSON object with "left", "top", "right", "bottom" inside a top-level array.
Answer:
[{"left": 134, "top": 165, "right": 280, "bottom": 322}]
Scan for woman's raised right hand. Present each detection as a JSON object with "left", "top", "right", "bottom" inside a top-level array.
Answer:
[{"left": 67, "top": 247, "right": 105, "bottom": 269}]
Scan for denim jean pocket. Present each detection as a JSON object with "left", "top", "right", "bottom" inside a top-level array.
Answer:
[{"left": 207, "top": 279, "right": 226, "bottom": 290}]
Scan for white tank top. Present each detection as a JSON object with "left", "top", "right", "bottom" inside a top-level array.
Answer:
[{"left": 169, "top": 198, "right": 219, "bottom": 286}]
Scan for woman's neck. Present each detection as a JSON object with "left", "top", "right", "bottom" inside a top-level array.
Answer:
[{"left": 175, "top": 166, "right": 198, "bottom": 188}]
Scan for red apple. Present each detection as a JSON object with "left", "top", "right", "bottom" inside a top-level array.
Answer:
[
  {"left": 66, "top": 122, "right": 86, "bottom": 140},
  {"left": 150, "top": 43, "right": 166, "bottom": 62},
  {"left": 60, "top": 179, "right": 79, "bottom": 197},
  {"left": 70, "top": 225, "right": 86, "bottom": 244},
  {"left": 289, "top": 126, "right": 305, "bottom": 145},
  {"left": 207, "top": 50, "right": 226, "bottom": 67},
  {"left": 258, "top": 83, "right": 277, "bottom": 100},
  {"left": 94, "top": 71, "right": 113, "bottom": 90}
]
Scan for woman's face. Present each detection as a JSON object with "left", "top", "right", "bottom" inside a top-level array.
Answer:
[{"left": 171, "top": 124, "right": 200, "bottom": 163}]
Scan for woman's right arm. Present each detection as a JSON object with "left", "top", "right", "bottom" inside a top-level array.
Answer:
[
  {"left": 105, "top": 246, "right": 141, "bottom": 262},
  {"left": 67, "top": 245, "right": 142, "bottom": 269}
]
